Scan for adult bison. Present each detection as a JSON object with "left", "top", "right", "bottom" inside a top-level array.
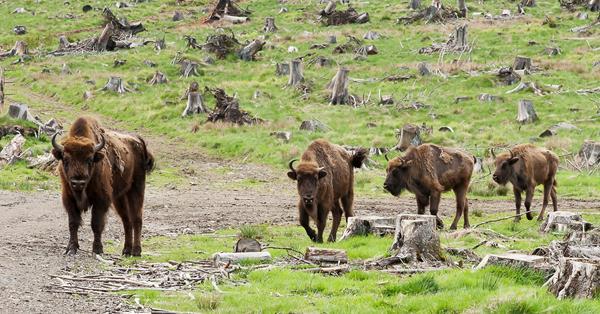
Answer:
[
  {"left": 383, "top": 144, "right": 474, "bottom": 230},
  {"left": 287, "top": 139, "right": 367, "bottom": 242},
  {"left": 51, "top": 117, "right": 154, "bottom": 256},
  {"left": 492, "top": 144, "right": 559, "bottom": 221}
]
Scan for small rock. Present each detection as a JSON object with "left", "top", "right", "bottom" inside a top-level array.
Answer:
[
  {"left": 13, "top": 26, "right": 27, "bottom": 35},
  {"left": 287, "top": 46, "right": 298, "bottom": 53},
  {"left": 172, "top": 11, "right": 184, "bottom": 21},
  {"left": 299, "top": 119, "right": 329, "bottom": 132},
  {"left": 270, "top": 131, "right": 291, "bottom": 142}
]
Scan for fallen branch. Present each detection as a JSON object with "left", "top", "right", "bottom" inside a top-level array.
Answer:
[{"left": 473, "top": 210, "right": 536, "bottom": 228}]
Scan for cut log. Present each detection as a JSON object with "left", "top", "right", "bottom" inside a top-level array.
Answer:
[
  {"left": 238, "top": 39, "right": 265, "bottom": 61},
  {"left": 180, "top": 60, "right": 200, "bottom": 77},
  {"left": 299, "top": 119, "right": 329, "bottom": 132},
  {"left": 391, "top": 214, "right": 437, "bottom": 251},
  {"left": 419, "top": 24, "right": 469, "bottom": 54},
  {"left": 577, "top": 140, "right": 600, "bottom": 166},
  {"left": 394, "top": 124, "right": 422, "bottom": 151},
  {"left": 181, "top": 92, "right": 208, "bottom": 117},
  {"left": 516, "top": 100, "right": 538, "bottom": 124},
  {"left": 221, "top": 14, "right": 248, "bottom": 24},
  {"left": 213, "top": 252, "right": 271, "bottom": 266},
  {"left": 339, "top": 216, "right": 396, "bottom": 240},
  {"left": 547, "top": 258, "right": 599, "bottom": 299},
  {"left": 475, "top": 253, "right": 547, "bottom": 270},
  {"left": 148, "top": 71, "right": 168, "bottom": 85},
  {"left": 234, "top": 238, "right": 262, "bottom": 252},
  {"left": 328, "top": 67, "right": 350, "bottom": 105},
  {"left": 26, "top": 153, "right": 58, "bottom": 173},
  {"left": 305, "top": 247, "right": 348, "bottom": 264},
  {"left": 263, "top": 17, "right": 278, "bottom": 33},
  {"left": 539, "top": 211, "right": 590, "bottom": 233},
  {"left": 513, "top": 56, "right": 532, "bottom": 72},
  {"left": 101, "top": 76, "right": 132, "bottom": 94},
  {"left": 275, "top": 62, "right": 290, "bottom": 76},
  {"left": 287, "top": 59, "right": 304, "bottom": 87},
  {"left": 393, "top": 219, "right": 444, "bottom": 262}
]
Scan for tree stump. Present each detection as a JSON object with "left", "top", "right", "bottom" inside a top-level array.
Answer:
[
  {"left": 287, "top": 59, "right": 304, "bottom": 87},
  {"left": 206, "top": 87, "right": 262, "bottom": 125},
  {"left": 263, "top": 17, "right": 278, "bottom": 32},
  {"left": 238, "top": 39, "right": 265, "bottom": 61},
  {"left": 275, "top": 62, "right": 290, "bottom": 76},
  {"left": 451, "top": 24, "right": 469, "bottom": 50},
  {"left": 320, "top": 1, "right": 336, "bottom": 16},
  {"left": 513, "top": 56, "right": 532, "bottom": 72},
  {"left": 95, "top": 23, "right": 115, "bottom": 51},
  {"left": 234, "top": 238, "right": 262, "bottom": 252},
  {"left": 328, "top": 67, "right": 350, "bottom": 105},
  {"left": 577, "top": 140, "right": 600, "bottom": 166},
  {"left": 516, "top": 100, "right": 538, "bottom": 124},
  {"left": 205, "top": 0, "right": 250, "bottom": 23},
  {"left": 61, "top": 63, "right": 71, "bottom": 75},
  {"left": 391, "top": 214, "right": 437, "bottom": 251},
  {"left": 184, "top": 35, "right": 201, "bottom": 49},
  {"left": 269, "top": 131, "right": 292, "bottom": 142},
  {"left": 0, "top": 134, "right": 26, "bottom": 167},
  {"left": 314, "top": 56, "right": 332, "bottom": 67},
  {"left": 8, "top": 103, "right": 35, "bottom": 122},
  {"left": 180, "top": 60, "right": 200, "bottom": 77},
  {"left": 148, "top": 71, "right": 168, "bottom": 85},
  {"left": 181, "top": 91, "right": 208, "bottom": 117},
  {"left": 339, "top": 216, "right": 396, "bottom": 240},
  {"left": 548, "top": 258, "right": 599, "bottom": 299},
  {"left": 58, "top": 36, "right": 71, "bottom": 50},
  {"left": 172, "top": 11, "right": 184, "bottom": 21},
  {"left": 101, "top": 76, "right": 132, "bottom": 94},
  {"left": 305, "top": 247, "right": 348, "bottom": 264},
  {"left": 457, "top": 0, "right": 468, "bottom": 17},
  {"left": 83, "top": 91, "right": 93, "bottom": 101},
  {"left": 395, "top": 124, "right": 422, "bottom": 151},
  {"left": 539, "top": 211, "right": 590, "bottom": 233},
  {"left": 393, "top": 219, "right": 444, "bottom": 262},
  {"left": 410, "top": 0, "right": 422, "bottom": 10},
  {"left": 213, "top": 252, "right": 271, "bottom": 266},
  {"left": 328, "top": 35, "right": 337, "bottom": 44},
  {"left": 363, "top": 31, "right": 380, "bottom": 40}
]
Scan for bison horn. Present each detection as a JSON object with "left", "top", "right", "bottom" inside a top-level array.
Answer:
[
  {"left": 509, "top": 150, "right": 515, "bottom": 160},
  {"left": 51, "top": 133, "right": 64, "bottom": 153},
  {"left": 94, "top": 135, "right": 106, "bottom": 153},
  {"left": 288, "top": 159, "right": 298, "bottom": 172},
  {"left": 384, "top": 152, "right": 390, "bottom": 162}
]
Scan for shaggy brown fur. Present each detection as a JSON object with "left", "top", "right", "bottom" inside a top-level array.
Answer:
[
  {"left": 384, "top": 144, "right": 475, "bottom": 230},
  {"left": 493, "top": 144, "right": 559, "bottom": 221},
  {"left": 287, "top": 139, "right": 368, "bottom": 242},
  {"left": 52, "top": 117, "right": 154, "bottom": 256}
]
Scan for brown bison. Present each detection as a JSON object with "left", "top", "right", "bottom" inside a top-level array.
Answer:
[
  {"left": 287, "top": 139, "right": 367, "bottom": 242},
  {"left": 383, "top": 144, "right": 475, "bottom": 230},
  {"left": 51, "top": 117, "right": 154, "bottom": 256},
  {"left": 492, "top": 144, "right": 558, "bottom": 221}
]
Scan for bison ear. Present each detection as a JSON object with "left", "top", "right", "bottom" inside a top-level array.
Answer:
[
  {"left": 51, "top": 148, "right": 63, "bottom": 160},
  {"left": 93, "top": 151, "right": 104, "bottom": 163},
  {"left": 508, "top": 157, "right": 519, "bottom": 165},
  {"left": 287, "top": 171, "right": 297, "bottom": 181},
  {"left": 318, "top": 169, "right": 327, "bottom": 179}
]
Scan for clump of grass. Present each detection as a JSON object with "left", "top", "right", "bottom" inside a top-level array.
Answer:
[
  {"left": 195, "top": 293, "right": 221, "bottom": 311},
  {"left": 472, "top": 208, "right": 484, "bottom": 217},
  {"left": 491, "top": 299, "right": 538, "bottom": 314},
  {"left": 383, "top": 274, "right": 440, "bottom": 296},
  {"left": 469, "top": 181, "right": 510, "bottom": 197},
  {"left": 239, "top": 224, "right": 268, "bottom": 239},
  {"left": 484, "top": 266, "right": 546, "bottom": 286},
  {"left": 479, "top": 274, "right": 500, "bottom": 291}
]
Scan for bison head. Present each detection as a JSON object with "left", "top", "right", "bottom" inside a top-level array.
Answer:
[
  {"left": 492, "top": 150, "right": 519, "bottom": 185},
  {"left": 52, "top": 133, "right": 105, "bottom": 192},
  {"left": 287, "top": 159, "right": 326, "bottom": 209},
  {"left": 383, "top": 157, "right": 413, "bottom": 196}
]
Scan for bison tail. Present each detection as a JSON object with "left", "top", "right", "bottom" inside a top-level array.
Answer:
[
  {"left": 553, "top": 179, "right": 557, "bottom": 188},
  {"left": 351, "top": 148, "right": 368, "bottom": 169},
  {"left": 139, "top": 136, "right": 155, "bottom": 173}
]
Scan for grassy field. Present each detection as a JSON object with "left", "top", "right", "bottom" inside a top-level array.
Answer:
[
  {"left": 107, "top": 212, "right": 600, "bottom": 313},
  {"left": 0, "top": 0, "right": 599, "bottom": 197}
]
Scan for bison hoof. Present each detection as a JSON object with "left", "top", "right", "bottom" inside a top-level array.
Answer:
[
  {"left": 526, "top": 213, "right": 534, "bottom": 220},
  {"left": 65, "top": 245, "right": 78, "bottom": 256},
  {"left": 92, "top": 243, "right": 103, "bottom": 255},
  {"left": 122, "top": 247, "right": 132, "bottom": 256},
  {"left": 131, "top": 246, "right": 142, "bottom": 257},
  {"left": 449, "top": 224, "right": 457, "bottom": 230}
]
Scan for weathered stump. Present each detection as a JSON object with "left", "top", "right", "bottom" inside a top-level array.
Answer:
[
  {"left": 496, "top": 67, "right": 521, "bottom": 86},
  {"left": 363, "top": 31, "right": 380, "bottom": 40},
  {"left": 58, "top": 36, "right": 71, "bottom": 50},
  {"left": 305, "top": 247, "right": 348, "bottom": 264},
  {"left": 394, "top": 124, "right": 422, "bottom": 151},
  {"left": 0, "top": 134, "right": 26, "bottom": 167},
  {"left": 328, "top": 35, "right": 337, "bottom": 43},
  {"left": 451, "top": 24, "right": 469, "bottom": 50},
  {"left": 393, "top": 218, "right": 444, "bottom": 262},
  {"left": 287, "top": 59, "right": 304, "bottom": 87},
  {"left": 95, "top": 23, "right": 115, "bottom": 51},
  {"left": 548, "top": 258, "right": 599, "bottom": 299},
  {"left": 205, "top": 0, "right": 250, "bottom": 23},
  {"left": 539, "top": 211, "right": 590, "bottom": 233},
  {"left": 180, "top": 60, "right": 200, "bottom": 77},
  {"left": 148, "top": 71, "right": 168, "bottom": 85},
  {"left": 206, "top": 87, "right": 262, "bottom": 125},
  {"left": 457, "top": 0, "right": 467, "bottom": 17},
  {"left": 101, "top": 76, "right": 132, "bottom": 94},
  {"left": 516, "top": 100, "right": 538, "bottom": 124},
  {"left": 61, "top": 63, "right": 71, "bottom": 75},
  {"left": 328, "top": 67, "right": 350, "bottom": 105},
  {"left": 339, "top": 216, "right": 396, "bottom": 240},
  {"left": 213, "top": 252, "right": 271, "bottom": 266},
  {"left": 521, "top": 0, "right": 536, "bottom": 7},
  {"left": 238, "top": 40, "right": 265, "bottom": 61},
  {"left": 391, "top": 214, "right": 437, "bottom": 251},
  {"left": 181, "top": 92, "right": 208, "bottom": 117},
  {"left": 263, "top": 17, "right": 278, "bottom": 32},
  {"left": 320, "top": 1, "right": 336, "bottom": 16},
  {"left": 513, "top": 56, "right": 532, "bottom": 72},
  {"left": 577, "top": 140, "right": 600, "bottom": 166},
  {"left": 154, "top": 37, "right": 166, "bottom": 51},
  {"left": 269, "top": 131, "right": 292, "bottom": 142},
  {"left": 234, "top": 238, "right": 262, "bottom": 252}
]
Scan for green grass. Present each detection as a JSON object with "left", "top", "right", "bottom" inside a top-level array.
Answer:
[{"left": 0, "top": 0, "right": 598, "bottom": 196}]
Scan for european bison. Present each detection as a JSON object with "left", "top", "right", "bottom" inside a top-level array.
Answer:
[
  {"left": 287, "top": 139, "right": 367, "bottom": 242},
  {"left": 492, "top": 144, "right": 559, "bottom": 221},
  {"left": 383, "top": 144, "right": 475, "bottom": 230},
  {"left": 51, "top": 117, "right": 154, "bottom": 256}
]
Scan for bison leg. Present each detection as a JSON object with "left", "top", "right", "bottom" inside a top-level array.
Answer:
[
  {"left": 538, "top": 181, "right": 553, "bottom": 221},
  {"left": 551, "top": 185, "right": 558, "bottom": 212},
  {"left": 328, "top": 201, "right": 343, "bottom": 242},
  {"left": 416, "top": 194, "right": 429, "bottom": 215},
  {"left": 90, "top": 203, "right": 109, "bottom": 254},
  {"left": 114, "top": 196, "right": 133, "bottom": 256},
  {"left": 64, "top": 199, "right": 81, "bottom": 255},
  {"left": 524, "top": 187, "right": 535, "bottom": 220},
  {"left": 299, "top": 205, "right": 317, "bottom": 242},
  {"left": 340, "top": 190, "right": 354, "bottom": 221},
  {"left": 429, "top": 191, "right": 444, "bottom": 230},
  {"left": 513, "top": 187, "right": 522, "bottom": 222},
  {"left": 127, "top": 187, "right": 145, "bottom": 257},
  {"left": 316, "top": 204, "right": 329, "bottom": 243},
  {"left": 449, "top": 186, "right": 467, "bottom": 230}
]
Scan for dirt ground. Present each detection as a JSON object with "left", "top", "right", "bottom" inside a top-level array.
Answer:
[{"left": 1, "top": 108, "right": 599, "bottom": 313}]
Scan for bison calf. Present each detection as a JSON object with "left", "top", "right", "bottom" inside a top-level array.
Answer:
[
  {"left": 492, "top": 144, "right": 558, "bottom": 221},
  {"left": 287, "top": 139, "right": 367, "bottom": 242},
  {"left": 383, "top": 144, "right": 474, "bottom": 230},
  {"left": 52, "top": 117, "right": 154, "bottom": 256}
]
